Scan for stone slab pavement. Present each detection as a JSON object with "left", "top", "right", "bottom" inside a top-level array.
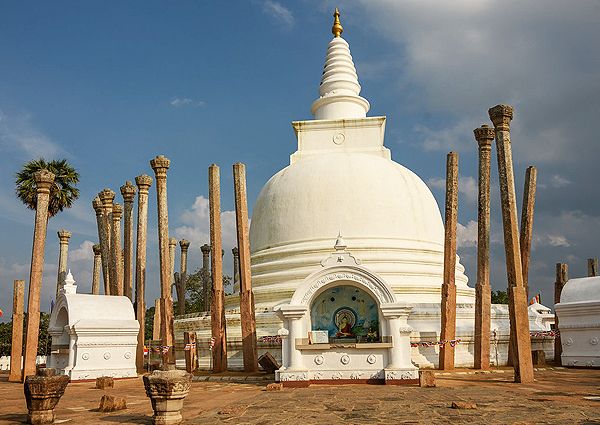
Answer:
[{"left": 0, "top": 368, "right": 599, "bottom": 424}]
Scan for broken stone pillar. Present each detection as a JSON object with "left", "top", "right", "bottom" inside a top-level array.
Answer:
[
  {"left": 520, "top": 166, "right": 537, "bottom": 297},
  {"left": 233, "top": 163, "right": 259, "bottom": 372},
  {"left": 143, "top": 368, "right": 192, "bottom": 425},
  {"left": 99, "top": 189, "right": 116, "bottom": 294},
  {"left": 473, "top": 125, "right": 494, "bottom": 370},
  {"left": 55, "top": 230, "right": 71, "bottom": 297},
  {"left": 24, "top": 368, "right": 69, "bottom": 425},
  {"left": 489, "top": 104, "right": 534, "bottom": 383},
  {"left": 153, "top": 298, "right": 162, "bottom": 341},
  {"left": 419, "top": 370, "right": 436, "bottom": 388},
  {"left": 135, "top": 174, "right": 152, "bottom": 373},
  {"left": 201, "top": 244, "right": 211, "bottom": 312},
  {"left": 183, "top": 331, "right": 197, "bottom": 373},
  {"left": 439, "top": 152, "right": 458, "bottom": 371},
  {"left": 169, "top": 237, "right": 177, "bottom": 293},
  {"left": 92, "top": 197, "right": 111, "bottom": 295},
  {"left": 98, "top": 395, "right": 127, "bottom": 412},
  {"left": 232, "top": 247, "right": 240, "bottom": 294},
  {"left": 91, "top": 244, "right": 102, "bottom": 295},
  {"left": 151, "top": 155, "right": 175, "bottom": 365},
  {"left": 554, "top": 263, "right": 568, "bottom": 363},
  {"left": 95, "top": 376, "right": 114, "bottom": 389},
  {"left": 209, "top": 164, "right": 227, "bottom": 372},
  {"left": 111, "top": 203, "right": 124, "bottom": 296},
  {"left": 120, "top": 181, "right": 137, "bottom": 301},
  {"left": 177, "top": 240, "right": 190, "bottom": 316},
  {"left": 588, "top": 258, "right": 598, "bottom": 277},
  {"left": 23, "top": 169, "right": 55, "bottom": 381},
  {"left": 9, "top": 279, "right": 25, "bottom": 382}
]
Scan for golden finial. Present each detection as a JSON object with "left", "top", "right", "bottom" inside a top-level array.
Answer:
[{"left": 332, "top": 8, "right": 343, "bottom": 37}]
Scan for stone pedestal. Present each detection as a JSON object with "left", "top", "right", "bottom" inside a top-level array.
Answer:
[
  {"left": 24, "top": 368, "right": 69, "bottom": 425},
  {"left": 143, "top": 368, "right": 192, "bottom": 425}
]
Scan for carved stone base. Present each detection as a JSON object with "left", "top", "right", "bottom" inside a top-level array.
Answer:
[
  {"left": 277, "top": 367, "right": 419, "bottom": 387},
  {"left": 143, "top": 367, "right": 192, "bottom": 425},
  {"left": 24, "top": 368, "right": 69, "bottom": 425}
]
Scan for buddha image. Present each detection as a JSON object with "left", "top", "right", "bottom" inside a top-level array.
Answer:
[{"left": 335, "top": 310, "right": 355, "bottom": 337}]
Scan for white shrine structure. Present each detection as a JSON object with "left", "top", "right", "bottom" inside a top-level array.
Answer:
[
  {"left": 174, "top": 10, "right": 554, "bottom": 379},
  {"left": 555, "top": 276, "right": 600, "bottom": 367},
  {"left": 48, "top": 271, "right": 139, "bottom": 380}
]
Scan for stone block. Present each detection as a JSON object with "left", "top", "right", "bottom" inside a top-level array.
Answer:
[
  {"left": 95, "top": 376, "right": 114, "bottom": 389},
  {"left": 451, "top": 401, "right": 477, "bottom": 409},
  {"left": 266, "top": 383, "right": 283, "bottom": 391},
  {"left": 419, "top": 370, "right": 436, "bottom": 388},
  {"left": 258, "top": 352, "right": 280, "bottom": 373},
  {"left": 532, "top": 350, "right": 546, "bottom": 366},
  {"left": 98, "top": 395, "right": 127, "bottom": 412}
]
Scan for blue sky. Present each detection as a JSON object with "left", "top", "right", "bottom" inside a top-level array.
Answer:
[{"left": 1, "top": 1, "right": 599, "bottom": 319}]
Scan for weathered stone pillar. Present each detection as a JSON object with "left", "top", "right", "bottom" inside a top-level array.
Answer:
[
  {"left": 153, "top": 298, "right": 161, "bottom": 341},
  {"left": 151, "top": 155, "right": 175, "bottom": 365},
  {"left": 99, "top": 189, "right": 115, "bottom": 294},
  {"left": 92, "top": 197, "right": 111, "bottom": 295},
  {"left": 588, "top": 258, "right": 598, "bottom": 277},
  {"left": 110, "top": 203, "right": 124, "bottom": 296},
  {"left": 439, "top": 152, "right": 458, "bottom": 371},
  {"left": 55, "top": 230, "right": 71, "bottom": 298},
  {"left": 9, "top": 279, "right": 25, "bottom": 382},
  {"left": 201, "top": 244, "right": 211, "bottom": 312},
  {"left": 232, "top": 247, "right": 240, "bottom": 294},
  {"left": 209, "top": 164, "right": 227, "bottom": 372},
  {"left": 135, "top": 174, "right": 152, "bottom": 373},
  {"left": 92, "top": 244, "right": 102, "bottom": 295},
  {"left": 120, "top": 181, "right": 137, "bottom": 301},
  {"left": 554, "top": 263, "right": 568, "bottom": 363},
  {"left": 520, "top": 166, "right": 537, "bottom": 297},
  {"left": 233, "top": 163, "right": 259, "bottom": 372},
  {"left": 183, "top": 331, "right": 197, "bottom": 373},
  {"left": 473, "top": 125, "right": 494, "bottom": 370},
  {"left": 489, "top": 104, "right": 534, "bottom": 383},
  {"left": 23, "top": 169, "right": 55, "bottom": 381},
  {"left": 177, "top": 240, "right": 190, "bottom": 316}
]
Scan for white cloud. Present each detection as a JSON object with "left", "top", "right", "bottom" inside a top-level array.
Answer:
[
  {"left": 170, "top": 98, "right": 206, "bottom": 108},
  {"left": 262, "top": 1, "right": 294, "bottom": 27},
  {"left": 457, "top": 220, "right": 478, "bottom": 248},
  {"left": 0, "top": 109, "right": 65, "bottom": 159},
  {"left": 69, "top": 240, "right": 95, "bottom": 262}
]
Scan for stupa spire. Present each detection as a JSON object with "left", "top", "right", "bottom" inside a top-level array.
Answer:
[{"left": 311, "top": 9, "right": 370, "bottom": 120}]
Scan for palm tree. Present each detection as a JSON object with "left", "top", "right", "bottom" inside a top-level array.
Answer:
[{"left": 15, "top": 158, "right": 80, "bottom": 217}]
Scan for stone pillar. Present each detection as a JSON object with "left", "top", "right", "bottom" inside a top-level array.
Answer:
[
  {"left": 135, "top": 174, "right": 152, "bottom": 373},
  {"left": 233, "top": 163, "right": 259, "bottom": 372},
  {"left": 209, "top": 164, "right": 227, "bottom": 372},
  {"left": 23, "top": 169, "right": 55, "bottom": 381},
  {"left": 588, "top": 258, "right": 598, "bottom": 277},
  {"left": 474, "top": 125, "right": 494, "bottom": 370},
  {"left": 520, "top": 166, "right": 537, "bottom": 297},
  {"left": 153, "top": 298, "right": 161, "bottom": 341},
  {"left": 489, "top": 104, "right": 534, "bottom": 383},
  {"left": 439, "top": 152, "right": 458, "bottom": 371},
  {"left": 99, "top": 189, "right": 115, "bottom": 294},
  {"left": 120, "top": 181, "right": 137, "bottom": 301},
  {"left": 232, "top": 247, "right": 240, "bottom": 294},
  {"left": 177, "top": 240, "right": 190, "bottom": 316},
  {"left": 92, "top": 197, "right": 111, "bottom": 295},
  {"left": 92, "top": 244, "right": 102, "bottom": 295},
  {"left": 150, "top": 155, "right": 175, "bottom": 365},
  {"left": 201, "top": 244, "right": 211, "bottom": 312},
  {"left": 554, "top": 263, "right": 568, "bottom": 363},
  {"left": 55, "top": 230, "right": 71, "bottom": 298},
  {"left": 183, "top": 331, "right": 197, "bottom": 373},
  {"left": 9, "top": 279, "right": 25, "bottom": 382},
  {"left": 110, "top": 203, "right": 124, "bottom": 296},
  {"left": 169, "top": 237, "right": 177, "bottom": 296}
]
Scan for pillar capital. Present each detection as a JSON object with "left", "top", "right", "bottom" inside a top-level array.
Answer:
[
  {"left": 34, "top": 169, "right": 55, "bottom": 193},
  {"left": 169, "top": 237, "right": 177, "bottom": 248},
  {"left": 120, "top": 181, "right": 137, "bottom": 202},
  {"left": 99, "top": 188, "right": 116, "bottom": 207},
  {"left": 179, "top": 239, "right": 190, "bottom": 251},
  {"left": 488, "top": 104, "right": 514, "bottom": 130},
  {"left": 474, "top": 124, "right": 495, "bottom": 149},
  {"left": 57, "top": 229, "right": 71, "bottom": 243},
  {"left": 135, "top": 174, "right": 153, "bottom": 193},
  {"left": 112, "top": 203, "right": 123, "bottom": 220},
  {"left": 150, "top": 155, "right": 170, "bottom": 179},
  {"left": 201, "top": 244, "right": 211, "bottom": 254},
  {"left": 92, "top": 197, "right": 103, "bottom": 215},
  {"left": 92, "top": 244, "right": 101, "bottom": 255},
  {"left": 232, "top": 246, "right": 239, "bottom": 256}
]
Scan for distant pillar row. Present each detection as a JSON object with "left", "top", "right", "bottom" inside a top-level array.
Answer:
[
  {"left": 99, "top": 189, "right": 116, "bottom": 295},
  {"left": 178, "top": 239, "right": 190, "bottom": 316},
  {"left": 473, "top": 125, "right": 494, "bottom": 370},
  {"left": 93, "top": 196, "right": 111, "bottom": 295},
  {"left": 554, "top": 263, "right": 568, "bottom": 363},
  {"left": 55, "top": 230, "right": 71, "bottom": 298},
  {"left": 121, "top": 181, "right": 137, "bottom": 301},
  {"left": 439, "top": 152, "right": 458, "bottom": 371},
  {"left": 201, "top": 244, "right": 211, "bottom": 312},
  {"left": 111, "top": 203, "right": 124, "bottom": 296},
  {"left": 9, "top": 279, "right": 25, "bottom": 382},
  {"left": 92, "top": 244, "right": 102, "bottom": 295},
  {"left": 232, "top": 247, "right": 240, "bottom": 294}
]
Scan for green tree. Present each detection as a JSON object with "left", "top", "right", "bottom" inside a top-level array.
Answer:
[
  {"left": 15, "top": 158, "right": 80, "bottom": 217},
  {"left": 491, "top": 290, "right": 509, "bottom": 304}
]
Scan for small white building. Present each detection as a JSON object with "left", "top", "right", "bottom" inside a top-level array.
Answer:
[
  {"left": 555, "top": 276, "right": 600, "bottom": 367},
  {"left": 48, "top": 272, "right": 139, "bottom": 380}
]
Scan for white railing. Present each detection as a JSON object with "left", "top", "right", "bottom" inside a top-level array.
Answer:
[{"left": 0, "top": 355, "right": 47, "bottom": 371}]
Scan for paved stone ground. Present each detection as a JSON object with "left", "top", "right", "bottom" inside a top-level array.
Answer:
[{"left": 1, "top": 368, "right": 599, "bottom": 424}]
